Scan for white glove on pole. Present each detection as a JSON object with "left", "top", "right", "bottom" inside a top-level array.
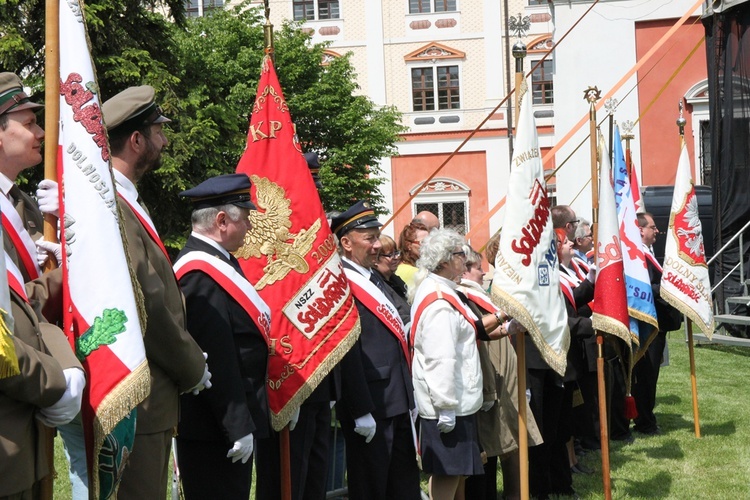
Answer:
[
  {"left": 188, "top": 352, "right": 212, "bottom": 395},
  {"left": 436, "top": 409, "right": 456, "bottom": 433},
  {"left": 481, "top": 400, "right": 495, "bottom": 412},
  {"left": 227, "top": 433, "right": 254, "bottom": 464},
  {"left": 354, "top": 413, "right": 377, "bottom": 443},
  {"left": 36, "top": 239, "right": 63, "bottom": 267},
  {"left": 505, "top": 318, "right": 526, "bottom": 336},
  {"left": 38, "top": 367, "right": 86, "bottom": 426},
  {"left": 587, "top": 264, "right": 597, "bottom": 283},
  {"left": 36, "top": 179, "right": 60, "bottom": 217},
  {"left": 289, "top": 406, "right": 301, "bottom": 431}
]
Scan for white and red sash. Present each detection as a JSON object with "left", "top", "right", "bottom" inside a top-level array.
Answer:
[
  {"left": 457, "top": 283, "right": 500, "bottom": 315},
  {"left": 344, "top": 267, "right": 410, "bottom": 368},
  {"left": 117, "top": 191, "right": 171, "bottom": 263},
  {"left": 643, "top": 245, "right": 663, "bottom": 273},
  {"left": 411, "top": 281, "right": 478, "bottom": 354},
  {"left": 558, "top": 274, "right": 576, "bottom": 308},
  {"left": 570, "top": 256, "right": 590, "bottom": 282},
  {"left": 174, "top": 252, "right": 272, "bottom": 340},
  {"left": 5, "top": 252, "right": 27, "bottom": 302},
  {"left": 0, "top": 194, "right": 41, "bottom": 280}
]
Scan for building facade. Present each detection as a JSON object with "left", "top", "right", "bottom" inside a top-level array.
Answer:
[{"left": 203, "top": 0, "right": 708, "bottom": 251}]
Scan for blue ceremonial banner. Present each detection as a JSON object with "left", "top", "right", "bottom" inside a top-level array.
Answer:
[{"left": 612, "top": 126, "right": 658, "bottom": 349}]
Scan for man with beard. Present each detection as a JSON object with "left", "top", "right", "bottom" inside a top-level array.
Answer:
[{"left": 98, "top": 86, "right": 212, "bottom": 499}]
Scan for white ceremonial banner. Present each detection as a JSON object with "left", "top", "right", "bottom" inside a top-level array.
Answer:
[
  {"left": 660, "top": 144, "right": 714, "bottom": 336},
  {"left": 490, "top": 79, "right": 569, "bottom": 376}
]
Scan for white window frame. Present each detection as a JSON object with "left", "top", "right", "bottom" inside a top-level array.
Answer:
[
  {"left": 410, "top": 178, "right": 470, "bottom": 234},
  {"left": 184, "top": 0, "right": 223, "bottom": 18},
  {"left": 409, "top": 63, "right": 462, "bottom": 113},
  {"left": 408, "top": 0, "right": 459, "bottom": 14},
  {"left": 292, "top": 0, "right": 341, "bottom": 21},
  {"left": 685, "top": 80, "right": 710, "bottom": 185}
]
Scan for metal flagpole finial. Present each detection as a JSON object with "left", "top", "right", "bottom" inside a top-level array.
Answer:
[
  {"left": 584, "top": 86, "right": 601, "bottom": 105},
  {"left": 677, "top": 99, "right": 686, "bottom": 137},
  {"left": 604, "top": 97, "right": 618, "bottom": 116},
  {"left": 621, "top": 119, "right": 635, "bottom": 140},
  {"left": 509, "top": 13, "right": 531, "bottom": 39},
  {"left": 263, "top": 0, "right": 275, "bottom": 58}
]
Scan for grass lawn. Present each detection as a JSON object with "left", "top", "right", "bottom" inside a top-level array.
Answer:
[{"left": 51, "top": 331, "right": 750, "bottom": 499}]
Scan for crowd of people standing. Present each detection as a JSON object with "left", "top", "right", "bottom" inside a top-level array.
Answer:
[{"left": 0, "top": 70, "right": 681, "bottom": 500}]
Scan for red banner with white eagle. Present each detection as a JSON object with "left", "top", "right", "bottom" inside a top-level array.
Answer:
[
  {"left": 235, "top": 55, "right": 360, "bottom": 430},
  {"left": 59, "top": 0, "right": 149, "bottom": 497}
]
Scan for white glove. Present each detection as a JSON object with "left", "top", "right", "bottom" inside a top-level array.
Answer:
[
  {"left": 36, "top": 239, "right": 63, "bottom": 267},
  {"left": 227, "top": 433, "right": 254, "bottom": 464},
  {"left": 36, "top": 179, "right": 59, "bottom": 217},
  {"left": 587, "top": 264, "right": 597, "bottom": 283},
  {"left": 354, "top": 413, "right": 377, "bottom": 443},
  {"left": 437, "top": 409, "right": 456, "bottom": 433},
  {"left": 289, "top": 406, "right": 301, "bottom": 431},
  {"left": 188, "top": 352, "right": 213, "bottom": 395},
  {"left": 481, "top": 400, "right": 495, "bottom": 412},
  {"left": 505, "top": 319, "right": 526, "bottom": 336},
  {"left": 38, "top": 367, "right": 86, "bottom": 427}
]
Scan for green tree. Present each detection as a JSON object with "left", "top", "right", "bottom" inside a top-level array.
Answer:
[{"left": 1, "top": 0, "right": 405, "bottom": 251}]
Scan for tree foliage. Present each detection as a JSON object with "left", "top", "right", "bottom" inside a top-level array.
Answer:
[{"left": 1, "top": 0, "right": 404, "bottom": 250}]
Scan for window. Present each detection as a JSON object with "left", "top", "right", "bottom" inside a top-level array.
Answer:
[
  {"left": 531, "top": 59, "right": 553, "bottom": 105},
  {"left": 184, "top": 0, "right": 222, "bottom": 18},
  {"left": 699, "top": 120, "right": 712, "bottom": 186},
  {"left": 294, "top": 0, "right": 340, "bottom": 21},
  {"left": 411, "top": 65, "right": 460, "bottom": 112},
  {"left": 409, "top": 0, "right": 457, "bottom": 14},
  {"left": 415, "top": 201, "right": 467, "bottom": 234}
]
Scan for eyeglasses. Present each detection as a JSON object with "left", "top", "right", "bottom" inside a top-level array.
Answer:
[
  {"left": 568, "top": 219, "right": 580, "bottom": 225},
  {"left": 647, "top": 225, "right": 658, "bottom": 231},
  {"left": 452, "top": 251, "right": 466, "bottom": 258},
  {"left": 584, "top": 233, "right": 593, "bottom": 239},
  {"left": 379, "top": 251, "right": 401, "bottom": 259}
]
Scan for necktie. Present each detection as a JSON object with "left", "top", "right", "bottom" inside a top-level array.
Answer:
[
  {"left": 8, "top": 184, "right": 25, "bottom": 218},
  {"left": 370, "top": 271, "right": 386, "bottom": 293},
  {"left": 229, "top": 254, "right": 247, "bottom": 278}
]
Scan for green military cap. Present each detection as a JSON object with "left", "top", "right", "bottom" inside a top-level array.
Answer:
[
  {"left": 0, "top": 72, "right": 44, "bottom": 117},
  {"left": 101, "top": 85, "right": 171, "bottom": 135}
]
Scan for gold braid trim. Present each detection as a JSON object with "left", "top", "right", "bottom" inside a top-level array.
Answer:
[
  {"left": 0, "top": 309, "right": 19, "bottom": 379},
  {"left": 592, "top": 313, "right": 631, "bottom": 346},
  {"left": 90, "top": 361, "right": 151, "bottom": 500},
  {"left": 661, "top": 289, "right": 712, "bottom": 338},
  {"left": 490, "top": 284, "right": 569, "bottom": 377},
  {"left": 270, "top": 309, "right": 361, "bottom": 431}
]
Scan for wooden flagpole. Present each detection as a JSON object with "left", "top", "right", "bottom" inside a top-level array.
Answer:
[
  {"left": 263, "top": 3, "right": 292, "bottom": 498},
  {"left": 510, "top": 28, "right": 530, "bottom": 500},
  {"left": 40, "top": 0, "right": 61, "bottom": 498},
  {"left": 677, "top": 101, "right": 702, "bottom": 439},
  {"left": 585, "top": 86, "right": 612, "bottom": 500}
]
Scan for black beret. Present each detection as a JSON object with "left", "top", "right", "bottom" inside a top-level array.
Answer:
[
  {"left": 180, "top": 173, "right": 256, "bottom": 210},
  {"left": 331, "top": 200, "right": 381, "bottom": 238}
]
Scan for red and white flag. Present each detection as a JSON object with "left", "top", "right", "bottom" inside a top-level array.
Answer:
[
  {"left": 660, "top": 144, "right": 714, "bottom": 336},
  {"left": 59, "top": 1, "right": 149, "bottom": 497},
  {"left": 235, "top": 55, "right": 360, "bottom": 430},
  {"left": 592, "top": 133, "right": 631, "bottom": 343},
  {"left": 490, "top": 79, "right": 569, "bottom": 376}
]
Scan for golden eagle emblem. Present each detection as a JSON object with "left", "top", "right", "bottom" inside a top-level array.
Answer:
[{"left": 234, "top": 175, "right": 321, "bottom": 290}]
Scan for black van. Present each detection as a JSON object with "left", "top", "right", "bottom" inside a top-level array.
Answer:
[{"left": 640, "top": 185, "right": 713, "bottom": 264}]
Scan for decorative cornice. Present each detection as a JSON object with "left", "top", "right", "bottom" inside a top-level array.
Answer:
[
  {"left": 404, "top": 41, "right": 466, "bottom": 62},
  {"left": 528, "top": 34, "right": 554, "bottom": 53}
]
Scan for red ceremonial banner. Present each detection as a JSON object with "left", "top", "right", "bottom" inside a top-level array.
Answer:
[{"left": 235, "top": 55, "right": 361, "bottom": 430}]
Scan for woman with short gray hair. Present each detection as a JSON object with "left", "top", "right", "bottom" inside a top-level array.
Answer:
[{"left": 409, "top": 229, "right": 485, "bottom": 499}]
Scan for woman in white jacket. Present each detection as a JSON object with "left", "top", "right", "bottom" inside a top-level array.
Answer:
[{"left": 409, "top": 229, "right": 487, "bottom": 499}]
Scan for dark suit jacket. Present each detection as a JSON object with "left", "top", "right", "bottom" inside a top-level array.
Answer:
[
  {"left": 176, "top": 236, "right": 269, "bottom": 442},
  {"left": 119, "top": 199, "right": 206, "bottom": 434},
  {"left": 338, "top": 261, "right": 413, "bottom": 421},
  {"left": 646, "top": 257, "right": 682, "bottom": 332},
  {"left": 0, "top": 289, "right": 82, "bottom": 497}
]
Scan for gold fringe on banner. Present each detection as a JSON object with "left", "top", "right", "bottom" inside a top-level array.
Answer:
[{"left": 0, "top": 309, "right": 19, "bottom": 379}]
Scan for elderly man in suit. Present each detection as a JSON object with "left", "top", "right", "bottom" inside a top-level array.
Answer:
[
  {"left": 174, "top": 174, "right": 269, "bottom": 499},
  {"left": 332, "top": 201, "right": 421, "bottom": 500}
]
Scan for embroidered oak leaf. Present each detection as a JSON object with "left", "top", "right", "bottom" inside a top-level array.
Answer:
[{"left": 76, "top": 308, "right": 128, "bottom": 361}]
